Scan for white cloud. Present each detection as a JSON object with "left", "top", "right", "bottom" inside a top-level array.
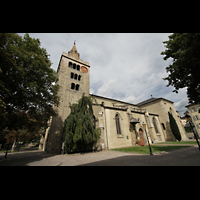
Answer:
[
  {"left": 174, "top": 97, "right": 188, "bottom": 116},
  {"left": 97, "top": 79, "right": 117, "bottom": 97},
  {"left": 18, "top": 33, "right": 188, "bottom": 116}
]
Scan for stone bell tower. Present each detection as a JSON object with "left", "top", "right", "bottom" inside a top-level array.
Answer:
[{"left": 45, "top": 42, "right": 90, "bottom": 154}]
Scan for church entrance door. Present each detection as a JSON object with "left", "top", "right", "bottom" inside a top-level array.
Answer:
[{"left": 139, "top": 129, "right": 144, "bottom": 143}]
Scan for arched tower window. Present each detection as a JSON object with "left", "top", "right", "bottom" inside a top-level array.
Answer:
[
  {"left": 71, "top": 83, "right": 75, "bottom": 90},
  {"left": 75, "top": 84, "right": 79, "bottom": 91},
  {"left": 78, "top": 75, "right": 81, "bottom": 81},
  {"left": 71, "top": 72, "right": 74, "bottom": 79},
  {"left": 73, "top": 63, "right": 76, "bottom": 69},
  {"left": 115, "top": 113, "right": 121, "bottom": 135},
  {"left": 153, "top": 117, "right": 159, "bottom": 133},
  {"left": 77, "top": 65, "right": 80, "bottom": 70},
  {"left": 74, "top": 74, "right": 77, "bottom": 80},
  {"left": 69, "top": 62, "right": 72, "bottom": 68}
]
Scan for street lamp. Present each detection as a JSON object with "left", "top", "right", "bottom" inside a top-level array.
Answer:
[
  {"left": 185, "top": 114, "right": 200, "bottom": 151},
  {"left": 142, "top": 122, "right": 153, "bottom": 155}
]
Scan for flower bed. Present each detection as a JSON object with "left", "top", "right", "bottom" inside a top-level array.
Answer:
[{"left": 136, "top": 140, "right": 145, "bottom": 146}]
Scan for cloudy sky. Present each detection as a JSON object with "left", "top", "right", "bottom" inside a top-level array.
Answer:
[{"left": 18, "top": 33, "right": 188, "bottom": 116}]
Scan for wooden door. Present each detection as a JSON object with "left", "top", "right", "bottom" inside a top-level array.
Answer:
[{"left": 139, "top": 129, "right": 144, "bottom": 143}]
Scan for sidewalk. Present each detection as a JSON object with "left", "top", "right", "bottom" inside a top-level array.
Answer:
[{"left": 151, "top": 143, "right": 198, "bottom": 146}]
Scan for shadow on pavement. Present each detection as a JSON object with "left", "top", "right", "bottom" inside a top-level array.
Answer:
[
  {"left": 79, "top": 147, "right": 200, "bottom": 166},
  {"left": 1, "top": 147, "right": 200, "bottom": 166},
  {"left": 0, "top": 150, "right": 56, "bottom": 166}
]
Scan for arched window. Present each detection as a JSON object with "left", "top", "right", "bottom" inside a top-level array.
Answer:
[
  {"left": 161, "top": 123, "right": 166, "bottom": 130},
  {"left": 77, "top": 65, "right": 80, "bottom": 70},
  {"left": 69, "top": 62, "right": 72, "bottom": 68},
  {"left": 70, "top": 72, "right": 74, "bottom": 79},
  {"left": 78, "top": 75, "right": 81, "bottom": 81},
  {"left": 73, "top": 63, "right": 76, "bottom": 69},
  {"left": 153, "top": 117, "right": 159, "bottom": 133},
  {"left": 170, "top": 107, "right": 173, "bottom": 114},
  {"left": 71, "top": 83, "right": 75, "bottom": 90},
  {"left": 93, "top": 115, "right": 97, "bottom": 129},
  {"left": 115, "top": 113, "right": 121, "bottom": 135},
  {"left": 75, "top": 84, "right": 79, "bottom": 91},
  {"left": 74, "top": 74, "right": 77, "bottom": 80}
]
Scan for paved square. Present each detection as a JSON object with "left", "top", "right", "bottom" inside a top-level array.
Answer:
[{"left": 0, "top": 146, "right": 200, "bottom": 166}]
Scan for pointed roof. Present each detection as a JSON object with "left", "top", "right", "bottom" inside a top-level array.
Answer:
[
  {"left": 68, "top": 41, "right": 80, "bottom": 60},
  {"left": 71, "top": 41, "right": 77, "bottom": 52}
]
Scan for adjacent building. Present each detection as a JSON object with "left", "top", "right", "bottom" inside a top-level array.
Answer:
[{"left": 185, "top": 104, "right": 200, "bottom": 138}]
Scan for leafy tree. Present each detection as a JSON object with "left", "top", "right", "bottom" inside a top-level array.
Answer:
[
  {"left": 0, "top": 33, "right": 60, "bottom": 147},
  {"left": 0, "top": 33, "right": 15, "bottom": 114},
  {"left": 161, "top": 33, "right": 200, "bottom": 104},
  {"left": 168, "top": 112, "right": 181, "bottom": 141},
  {"left": 63, "top": 93, "right": 101, "bottom": 153}
]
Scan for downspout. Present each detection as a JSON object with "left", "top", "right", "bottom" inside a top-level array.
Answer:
[{"left": 102, "top": 102, "right": 109, "bottom": 150}]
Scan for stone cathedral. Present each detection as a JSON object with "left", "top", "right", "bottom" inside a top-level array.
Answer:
[{"left": 41, "top": 43, "right": 188, "bottom": 154}]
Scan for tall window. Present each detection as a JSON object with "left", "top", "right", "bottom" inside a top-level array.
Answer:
[
  {"left": 71, "top": 83, "right": 75, "bottom": 89},
  {"left": 69, "top": 62, "right": 80, "bottom": 71},
  {"left": 115, "top": 113, "right": 121, "bottom": 135},
  {"left": 153, "top": 117, "right": 159, "bottom": 133},
  {"left": 161, "top": 123, "right": 166, "bottom": 130},
  {"left": 75, "top": 84, "right": 79, "bottom": 91},
  {"left": 74, "top": 74, "right": 77, "bottom": 80},
  {"left": 69, "top": 62, "right": 72, "bottom": 68}
]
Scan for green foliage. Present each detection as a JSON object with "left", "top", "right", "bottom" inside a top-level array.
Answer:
[
  {"left": 161, "top": 33, "right": 200, "bottom": 104},
  {"left": 168, "top": 112, "right": 181, "bottom": 141},
  {"left": 63, "top": 93, "right": 101, "bottom": 153},
  {"left": 0, "top": 33, "right": 60, "bottom": 142}
]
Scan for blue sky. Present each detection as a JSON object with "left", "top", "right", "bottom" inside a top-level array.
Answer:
[{"left": 18, "top": 33, "right": 188, "bottom": 116}]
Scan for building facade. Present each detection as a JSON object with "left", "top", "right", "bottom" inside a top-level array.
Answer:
[
  {"left": 185, "top": 104, "right": 200, "bottom": 138},
  {"left": 43, "top": 43, "right": 90, "bottom": 153},
  {"left": 42, "top": 44, "right": 188, "bottom": 154}
]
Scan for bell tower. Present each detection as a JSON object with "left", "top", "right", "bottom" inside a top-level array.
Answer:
[{"left": 45, "top": 42, "right": 90, "bottom": 154}]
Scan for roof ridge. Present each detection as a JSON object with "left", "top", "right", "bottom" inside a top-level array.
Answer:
[{"left": 90, "top": 94, "right": 137, "bottom": 106}]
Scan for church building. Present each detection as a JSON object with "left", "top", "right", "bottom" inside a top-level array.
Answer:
[{"left": 41, "top": 43, "right": 188, "bottom": 154}]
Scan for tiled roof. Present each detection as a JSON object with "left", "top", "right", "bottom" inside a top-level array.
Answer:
[{"left": 137, "top": 97, "right": 173, "bottom": 107}]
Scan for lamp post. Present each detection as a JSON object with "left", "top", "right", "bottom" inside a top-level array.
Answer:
[
  {"left": 142, "top": 122, "right": 153, "bottom": 155},
  {"left": 185, "top": 114, "right": 200, "bottom": 151}
]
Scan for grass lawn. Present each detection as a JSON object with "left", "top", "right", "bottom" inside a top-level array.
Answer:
[{"left": 112, "top": 145, "right": 191, "bottom": 154}]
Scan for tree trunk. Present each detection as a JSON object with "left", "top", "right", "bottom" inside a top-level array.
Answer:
[{"left": 11, "top": 139, "right": 16, "bottom": 152}]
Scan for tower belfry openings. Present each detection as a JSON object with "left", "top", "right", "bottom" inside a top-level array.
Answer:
[{"left": 45, "top": 42, "right": 90, "bottom": 154}]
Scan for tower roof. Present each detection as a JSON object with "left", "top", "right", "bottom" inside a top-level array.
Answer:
[
  {"left": 71, "top": 41, "right": 77, "bottom": 52},
  {"left": 68, "top": 41, "right": 80, "bottom": 60}
]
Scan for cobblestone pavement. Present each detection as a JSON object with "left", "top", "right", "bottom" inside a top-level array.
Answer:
[{"left": 0, "top": 146, "right": 200, "bottom": 166}]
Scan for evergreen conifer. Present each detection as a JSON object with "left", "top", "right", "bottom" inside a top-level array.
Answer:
[
  {"left": 168, "top": 112, "right": 181, "bottom": 141},
  {"left": 63, "top": 93, "right": 100, "bottom": 153}
]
